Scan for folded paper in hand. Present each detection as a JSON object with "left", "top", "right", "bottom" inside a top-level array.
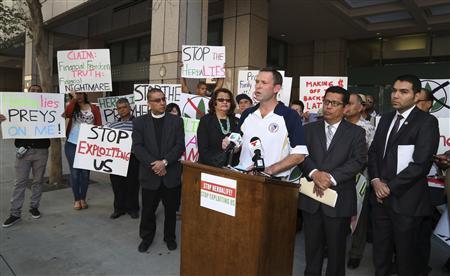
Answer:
[{"left": 299, "top": 178, "right": 338, "bottom": 207}]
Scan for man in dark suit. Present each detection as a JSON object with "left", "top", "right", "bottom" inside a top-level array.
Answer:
[
  {"left": 132, "top": 88, "right": 185, "bottom": 252},
  {"left": 368, "top": 75, "right": 440, "bottom": 276},
  {"left": 300, "top": 86, "right": 367, "bottom": 276}
]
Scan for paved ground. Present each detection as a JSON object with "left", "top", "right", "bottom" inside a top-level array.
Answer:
[{"left": 0, "top": 138, "right": 448, "bottom": 275}]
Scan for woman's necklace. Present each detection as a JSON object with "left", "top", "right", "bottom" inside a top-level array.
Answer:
[{"left": 217, "top": 115, "right": 230, "bottom": 135}]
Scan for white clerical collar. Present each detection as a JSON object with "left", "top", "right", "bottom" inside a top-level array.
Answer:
[{"left": 151, "top": 112, "right": 165, "bottom": 118}]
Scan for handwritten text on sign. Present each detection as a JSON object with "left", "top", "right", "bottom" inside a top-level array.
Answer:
[
  {"left": 57, "top": 49, "right": 112, "bottom": 93},
  {"left": 98, "top": 94, "right": 135, "bottom": 124},
  {"left": 133, "top": 84, "right": 182, "bottom": 117},
  {"left": 200, "top": 173, "right": 237, "bottom": 217},
  {"left": 182, "top": 45, "right": 225, "bottom": 79},
  {"left": 0, "top": 92, "right": 65, "bottom": 139},
  {"left": 299, "top": 76, "right": 348, "bottom": 113},
  {"left": 74, "top": 125, "right": 132, "bottom": 176},
  {"left": 182, "top": 117, "right": 200, "bottom": 162},
  {"left": 133, "top": 84, "right": 209, "bottom": 119}
]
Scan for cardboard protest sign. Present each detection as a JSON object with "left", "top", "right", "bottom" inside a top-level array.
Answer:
[
  {"left": 421, "top": 79, "right": 450, "bottom": 118},
  {"left": 0, "top": 92, "right": 65, "bottom": 139},
  {"left": 182, "top": 117, "right": 200, "bottom": 162},
  {"left": 433, "top": 209, "right": 449, "bottom": 247},
  {"left": 97, "top": 94, "right": 134, "bottom": 124},
  {"left": 351, "top": 173, "right": 368, "bottom": 233},
  {"left": 277, "top": 77, "right": 292, "bottom": 106},
  {"left": 200, "top": 172, "right": 237, "bottom": 216},
  {"left": 181, "top": 45, "right": 225, "bottom": 79},
  {"left": 237, "top": 70, "right": 259, "bottom": 98},
  {"left": 438, "top": 118, "right": 449, "bottom": 154},
  {"left": 133, "top": 84, "right": 182, "bottom": 117},
  {"left": 57, "top": 49, "right": 112, "bottom": 93},
  {"left": 237, "top": 70, "right": 291, "bottom": 105},
  {"left": 133, "top": 84, "right": 209, "bottom": 119},
  {"left": 299, "top": 76, "right": 348, "bottom": 113},
  {"left": 74, "top": 124, "right": 132, "bottom": 176}
]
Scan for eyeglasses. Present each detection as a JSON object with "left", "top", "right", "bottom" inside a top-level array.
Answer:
[
  {"left": 149, "top": 97, "right": 166, "bottom": 103},
  {"left": 216, "top": 98, "right": 231, "bottom": 103},
  {"left": 323, "top": 99, "right": 344, "bottom": 107}
]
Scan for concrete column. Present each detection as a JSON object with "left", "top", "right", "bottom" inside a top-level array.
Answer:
[
  {"left": 23, "top": 36, "right": 39, "bottom": 91},
  {"left": 23, "top": 32, "right": 55, "bottom": 92},
  {"left": 222, "top": 0, "right": 268, "bottom": 93},
  {"left": 313, "top": 38, "right": 347, "bottom": 76},
  {"left": 149, "top": 0, "right": 208, "bottom": 84}
]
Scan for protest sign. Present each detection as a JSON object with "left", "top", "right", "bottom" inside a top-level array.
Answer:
[
  {"left": 299, "top": 76, "right": 348, "bottom": 113},
  {"left": 73, "top": 124, "right": 132, "bottom": 176},
  {"left": 97, "top": 94, "right": 134, "bottom": 124},
  {"left": 433, "top": 209, "right": 449, "bottom": 247},
  {"left": 182, "top": 117, "right": 200, "bottom": 162},
  {"left": 200, "top": 172, "right": 237, "bottom": 216},
  {"left": 57, "top": 49, "right": 112, "bottom": 93},
  {"left": 237, "top": 70, "right": 290, "bottom": 106},
  {"left": 351, "top": 173, "right": 368, "bottom": 233},
  {"left": 133, "top": 84, "right": 209, "bottom": 119},
  {"left": 421, "top": 79, "right": 450, "bottom": 118},
  {"left": 0, "top": 92, "right": 65, "bottom": 139},
  {"left": 181, "top": 45, "right": 225, "bottom": 78},
  {"left": 277, "top": 77, "right": 292, "bottom": 106},
  {"left": 133, "top": 84, "right": 182, "bottom": 117},
  {"left": 438, "top": 118, "right": 449, "bottom": 154}
]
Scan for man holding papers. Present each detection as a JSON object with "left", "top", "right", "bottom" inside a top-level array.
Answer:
[
  {"left": 368, "top": 75, "right": 440, "bottom": 276},
  {"left": 299, "top": 86, "right": 366, "bottom": 276}
]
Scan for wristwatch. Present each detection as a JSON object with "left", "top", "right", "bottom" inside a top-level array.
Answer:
[{"left": 162, "top": 159, "right": 168, "bottom": 166}]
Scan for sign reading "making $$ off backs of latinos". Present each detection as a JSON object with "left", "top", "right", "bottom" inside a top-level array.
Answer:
[
  {"left": 181, "top": 45, "right": 225, "bottom": 79},
  {"left": 299, "top": 76, "right": 348, "bottom": 113},
  {"left": 57, "top": 49, "right": 112, "bottom": 93},
  {"left": 0, "top": 92, "right": 66, "bottom": 139},
  {"left": 74, "top": 124, "right": 132, "bottom": 176}
]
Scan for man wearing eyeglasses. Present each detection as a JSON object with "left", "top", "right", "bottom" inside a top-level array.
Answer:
[
  {"left": 299, "top": 86, "right": 367, "bottom": 276},
  {"left": 132, "top": 88, "right": 185, "bottom": 253},
  {"left": 368, "top": 75, "right": 439, "bottom": 276}
]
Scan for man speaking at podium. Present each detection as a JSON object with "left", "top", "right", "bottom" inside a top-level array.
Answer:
[{"left": 237, "top": 67, "right": 308, "bottom": 178}]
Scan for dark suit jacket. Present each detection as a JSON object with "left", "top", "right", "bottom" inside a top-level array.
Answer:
[
  {"left": 197, "top": 113, "right": 239, "bottom": 167},
  {"left": 368, "top": 107, "right": 439, "bottom": 216},
  {"left": 132, "top": 113, "right": 185, "bottom": 190},
  {"left": 300, "top": 119, "right": 367, "bottom": 217}
]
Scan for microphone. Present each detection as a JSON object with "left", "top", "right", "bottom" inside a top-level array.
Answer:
[
  {"left": 249, "top": 137, "right": 265, "bottom": 171},
  {"left": 225, "top": 133, "right": 242, "bottom": 166}
]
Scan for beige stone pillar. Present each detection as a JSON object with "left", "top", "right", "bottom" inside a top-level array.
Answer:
[
  {"left": 23, "top": 36, "right": 39, "bottom": 91},
  {"left": 149, "top": 0, "right": 208, "bottom": 84},
  {"left": 23, "top": 32, "right": 55, "bottom": 92},
  {"left": 313, "top": 38, "right": 347, "bottom": 76},
  {"left": 222, "top": 0, "right": 269, "bottom": 94}
]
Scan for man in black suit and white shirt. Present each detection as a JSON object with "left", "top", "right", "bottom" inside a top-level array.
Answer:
[
  {"left": 300, "top": 86, "right": 367, "bottom": 276},
  {"left": 132, "top": 88, "right": 185, "bottom": 252},
  {"left": 368, "top": 75, "right": 440, "bottom": 276}
]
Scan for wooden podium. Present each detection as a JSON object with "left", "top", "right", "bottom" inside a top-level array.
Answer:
[{"left": 180, "top": 161, "right": 299, "bottom": 276}]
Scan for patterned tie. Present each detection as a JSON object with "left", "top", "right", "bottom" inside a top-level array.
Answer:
[{"left": 326, "top": 125, "right": 334, "bottom": 149}]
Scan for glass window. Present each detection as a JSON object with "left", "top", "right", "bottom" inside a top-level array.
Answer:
[
  {"left": 139, "top": 36, "right": 150, "bottom": 62},
  {"left": 110, "top": 42, "right": 123, "bottom": 65},
  {"left": 123, "top": 39, "right": 138, "bottom": 64}
]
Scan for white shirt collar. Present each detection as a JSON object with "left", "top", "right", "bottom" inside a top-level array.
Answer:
[
  {"left": 395, "top": 105, "right": 415, "bottom": 120},
  {"left": 324, "top": 119, "right": 342, "bottom": 130},
  {"left": 151, "top": 112, "right": 165, "bottom": 118}
]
